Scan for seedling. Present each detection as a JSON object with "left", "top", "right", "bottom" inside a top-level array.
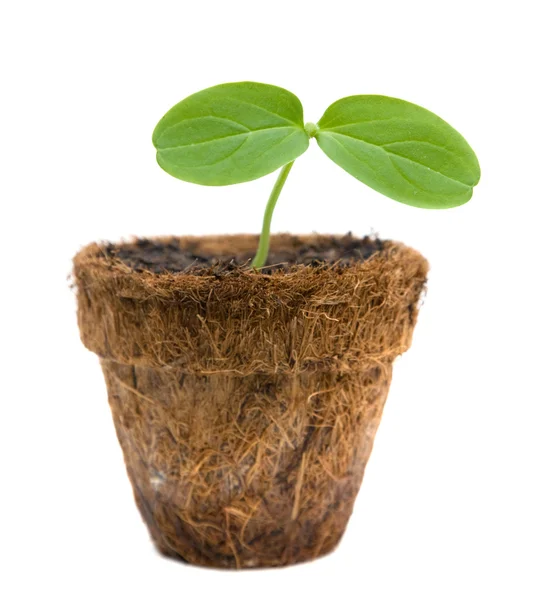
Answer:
[{"left": 152, "top": 82, "right": 480, "bottom": 268}]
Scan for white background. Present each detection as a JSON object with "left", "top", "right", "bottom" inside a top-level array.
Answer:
[{"left": 1, "top": 1, "right": 544, "bottom": 598}]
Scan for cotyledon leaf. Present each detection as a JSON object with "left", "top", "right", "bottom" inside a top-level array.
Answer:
[
  {"left": 316, "top": 95, "right": 480, "bottom": 208},
  {"left": 153, "top": 82, "right": 309, "bottom": 186}
]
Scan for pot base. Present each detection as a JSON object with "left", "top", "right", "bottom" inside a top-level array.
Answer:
[{"left": 103, "top": 358, "right": 392, "bottom": 568}]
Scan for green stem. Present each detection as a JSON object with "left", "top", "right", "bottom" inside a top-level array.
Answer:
[{"left": 251, "top": 161, "right": 295, "bottom": 268}]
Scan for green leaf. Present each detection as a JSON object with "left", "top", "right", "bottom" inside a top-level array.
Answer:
[
  {"left": 316, "top": 95, "right": 480, "bottom": 208},
  {"left": 153, "top": 82, "right": 309, "bottom": 186}
]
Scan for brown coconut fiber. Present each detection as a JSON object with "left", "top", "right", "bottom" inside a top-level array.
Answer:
[{"left": 73, "top": 234, "right": 429, "bottom": 568}]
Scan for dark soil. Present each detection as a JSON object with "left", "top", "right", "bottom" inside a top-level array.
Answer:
[{"left": 107, "top": 234, "right": 385, "bottom": 274}]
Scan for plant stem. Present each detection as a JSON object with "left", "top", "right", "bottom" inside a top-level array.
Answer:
[{"left": 251, "top": 161, "right": 295, "bottom": 268}]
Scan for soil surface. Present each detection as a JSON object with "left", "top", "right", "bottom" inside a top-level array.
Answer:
[{"left": 107, "top": 234, "right": 385, "bottom": 274}]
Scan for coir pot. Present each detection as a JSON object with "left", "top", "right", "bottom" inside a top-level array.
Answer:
[{"left": 73, "top": 234, "right": 428, "bottom": 568}]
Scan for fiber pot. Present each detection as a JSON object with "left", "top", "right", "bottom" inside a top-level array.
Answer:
[{"left": 74, "top": 234, "right": 428, "bottom": 568}]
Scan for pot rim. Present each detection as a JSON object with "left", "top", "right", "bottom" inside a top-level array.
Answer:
[{"left": 73, "top": 234, "right": 429, "bottom": 374}]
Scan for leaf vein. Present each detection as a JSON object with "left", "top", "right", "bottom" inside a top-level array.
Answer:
[
  {"left": 387, "top": 157, "right": 434, "bottom": 194},
  {"left": 241, "top": 129, "right": 300, "bottom": 166},
  {"left": 322, "top": 116, "right": 403, "bottom": 130},
  {"left": 162, "top": 136, "right": 249, "bottom": 168},
  {"left": 159, "top": 126, "right": 298, "bottom": 150},
  {"left": 324, "top": 133, "right": 383, "bottom": 176},
  {"left": 222, "top": 97, "right": 299, "bottom": 126},
  {"left": 327, "top": 132, "right": 470, "bottom": 188},
  {"left": 163, "top": 115, "right": 251, "bottom": 132}
]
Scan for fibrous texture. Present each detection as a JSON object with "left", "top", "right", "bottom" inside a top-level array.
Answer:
[{"left": 74, "top": 234, "right": 428, "bottom": 568}]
